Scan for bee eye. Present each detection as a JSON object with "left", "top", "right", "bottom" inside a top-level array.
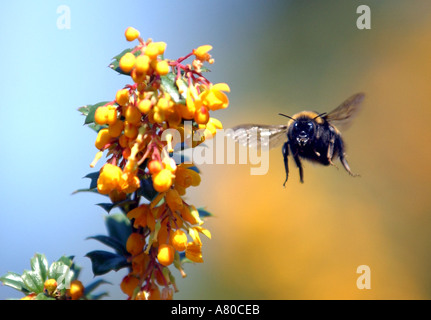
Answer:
[{"left": 308, "top": 122, "right": 313, "bottom": 128}]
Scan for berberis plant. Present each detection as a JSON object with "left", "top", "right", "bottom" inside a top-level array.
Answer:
[{"left": 1, "top": 27, "right": 230, "bottom": 300}]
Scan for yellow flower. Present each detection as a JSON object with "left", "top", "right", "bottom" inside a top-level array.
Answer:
[
  {"left": 116, "top": 88, "right": 130, "bottom": 107},
  {"left": 94, "top": 105, "right": 117, "bottom": 125},
  {"left": 155, "top": 60, "right": 170, "bottom": 75},
  {"left": 125, "top": 27, "right": 140, "bottom": 42},
  {"left": 200, "top": 83, "right": 230, "bottom": 111},
  {"left": 180, "top": 205, "right": 203, "bottom": 226},
  {"left": 97, "top": 163, "right": 122, "bottom": 194},
  {"left": 193, "top": 45, "right": 213, "bottom": 63},
  {"left": 175, "top": 164, "right": 201, "bottom": 194},
  {"left": 131, "top": 252, "right": 150, "bottom": 276},
  {"left": 127, "top": 204, "right": 149, "bottom": 228},
  {"left": 170, "top": 230, "right": 188, "bottom": 252},
  {"left": 165, "top": 188, "right": 183, "bottom": 211},
  {"left": 145, "top": 42, "right": 167, "bottom": 60},
  {"left": 157, "top": 244, "right": 175, "bottom": 266},
  {"left": 135, "top": 55, "right": 150, "bottom": 74},
  {"left": 194, "top": 106, "right": 210, "bottom": 125},
  {"left": 44, "top": 279, "right": 57, "bottom": 296},
  {"left": 95, "top": 128, "right": 112, "bottom": 150},
  {"left": 126, "top": 232, "right": 145, "bottom": 256},
  {"left": 153, "top": 168, "right": 174, "bottom": 192},
  {"left": 121, "top": 275, "right": 140, "bottom": 297},
  {"left": 119, "top": 52, "right": 136, "bottom": 73},
  {"left": 199, "top": 117, "right": 223, "bottom": 139},
  {"left": 185, "top": 242, "right": 203, "bottom": 263}
]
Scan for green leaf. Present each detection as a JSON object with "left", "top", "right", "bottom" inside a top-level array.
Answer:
[
  {"left": 48, "top": 261, "right": 74, "bottom": 290},
  {"left": 87, "top": 235, "right": 128, "bottom": 256},
  {"left": 81, "top": 101, "right": 111, "bottom": 125},
  {"left": 35, "top": 293, "right": 55, "bottom": 300},
  {"left": 88, "top": 123, "right": 108, "bottom": 133},
  {"left": 96, "top": 203, "right": 115, "bottom": 213},
  {"left": 109, "top": 48, "right": 141, "bottom": 75},
  {"left": 104, "top": 213, "right": 132, "bottom": 246},
  {"left": 84, "top": 172, "right": 100, "bottom": 189},
  {"left": 56, "top": 255, "right": 74, "bottom": 267},
  {"left": 97, "top": 199, "right": 135, "bottom": 214},
  {"left": 197, "top": 208, "right": 213, "bottom": 218},
  {"left": 160, "top": 73, "right": 186, "bottom": 104},
  {"left": 84, "top": 279, "right": 111, "bottom": 296},
  {"left": 85, "top": 251, "right": 129, "bottom": 276},
  {"left": 0, "top": 272, "right": 30, "bottom": 294},
  {"left": 71, "top": 187, "right": 99, "bottom": 195},
  {"left": 30, "top": 253, "right": 49, "bottom": 282},
  {"left": 22, "top": 270, "right": 44, "bottom": 294},
  {"left": 137, "top": 177, "right": 158, "bottom": 201}
]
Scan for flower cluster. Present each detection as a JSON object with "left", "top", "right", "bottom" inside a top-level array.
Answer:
[{"left": 88, "top": 27, "right": 229, "bottom": 300}]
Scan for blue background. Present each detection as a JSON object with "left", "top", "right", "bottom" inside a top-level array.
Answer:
[{"left": 1, "top": 1, "right": 431, "bottom": 300}]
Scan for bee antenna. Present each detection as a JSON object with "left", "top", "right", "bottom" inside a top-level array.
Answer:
[
  {"left": 278, "top": 113, "right": 294, "bottom": 120},
  {"left": 314, "top": 112, "right": 327, "bottom": 120}
]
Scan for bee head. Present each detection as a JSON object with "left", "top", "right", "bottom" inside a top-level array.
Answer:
[
  {"left": 292, "top": 119, "right": 315, "bottom": 147},
  {"left": 279, "top": 111, "right": 326, "bottom": 147}
]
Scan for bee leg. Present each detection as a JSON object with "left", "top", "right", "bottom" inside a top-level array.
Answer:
[
  {"left": 293, "top": 153, "right": 304, "bottom": 183},
  {"left": 327, "top": 139, "right": 339, "bottom": 170},
  {"left": 282, "top": 142, "right": 289, "bottom": 187},
  {"left": 336, "top": 136, "right": 360, "bottom": 177}
]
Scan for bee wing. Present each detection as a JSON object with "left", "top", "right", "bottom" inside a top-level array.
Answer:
[
  {"left": 228, "top": 124, "right": 288, "bottom": 150},
  {"left": 325, "top": 93, "right": 365, "bottom": 131}
]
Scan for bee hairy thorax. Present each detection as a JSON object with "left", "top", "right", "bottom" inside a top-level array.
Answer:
[{"left": 288, "top": 115, "right": 338, "bottom": 166}]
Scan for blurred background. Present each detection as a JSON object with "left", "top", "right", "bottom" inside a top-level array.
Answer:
[{"left": 1, "top": 0, "right": 430, "bottom": 299}]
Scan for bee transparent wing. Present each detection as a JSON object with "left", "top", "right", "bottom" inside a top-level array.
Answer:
[
  {"left": 228, "top": 124, "right": 288, "bottom": 150},
  {"left": 325, "top": 93, "right": 365, "bottom": 131}
]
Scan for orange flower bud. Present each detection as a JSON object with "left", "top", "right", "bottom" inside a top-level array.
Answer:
[
  {"left": 153, "top": 169, "right": 173, "bottom": 192},
  {"left": 126, "top": 232, "right": 145, "bottom": 256},
  {"left": 119, "top": 52, "right": 136, "bottom": 73},
  {"left": 95, "top": 128, "right": 111, "bottom": 150},
  {"left": 155, "top": 60, "right": 170, "bottom": 75},
  {"left": 124, "top": 106, "right": 142, "bottom": 125},
  {"left": 157, "top": 244, "right": 175, "bottom": 266},
  {"left": 135, "top": 55, "right": 150, "bottom": 74},
  {"left": 116, "top": 89, "right": 130, "bottom": 107},
  {"left": 138, "top": 99, "right": 152, "bottom": 114},
  {"left": 120, "top": 275, "right": 140, "bottom": 297},
  {"left": 68, "top": 280, "right": 85, "bottom": 300},
  {"left": 170, "top": 230, "right": 188, "bottom": 252},
  {"left": 125, "top": 27, "right": 140, "bottom": 41},
  {"left": 108, "top": 119, "right": 124, "bottom": 137}
]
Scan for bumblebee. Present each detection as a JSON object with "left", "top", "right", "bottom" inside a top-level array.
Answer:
[{"left": 229, "top": 93, "right": 365, "bottom": 186}]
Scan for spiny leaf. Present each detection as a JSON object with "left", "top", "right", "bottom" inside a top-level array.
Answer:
[
  {"left": 87, "top": 235, "right": 128, "bottom": 256},
  {"left": 84, "top": 279, "right": 112, "bottom": 296},
  {"left": 137, "top": 177, "right": 158, "bottom": 201},
  {"left": 85, "top": 251, "right": 129, "bottom": 276},
  {"left": 197, "top": 208, "right": 213, "bottom": 218},
  {"left": 104, "top": 213, "right": 132, "bottom": 246}
]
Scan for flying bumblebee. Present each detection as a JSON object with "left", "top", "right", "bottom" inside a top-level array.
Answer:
[{"left": 229, "top": 93, "right": 365, "bottom": 186}]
